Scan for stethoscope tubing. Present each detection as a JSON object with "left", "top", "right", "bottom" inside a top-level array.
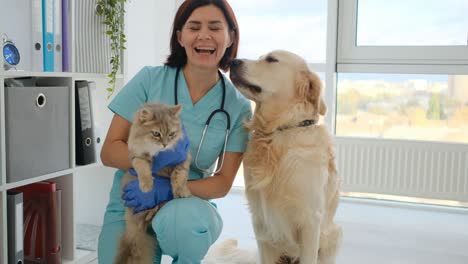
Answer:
[{"left": 174, "top": 67, "right": 231, "bottom": 174}]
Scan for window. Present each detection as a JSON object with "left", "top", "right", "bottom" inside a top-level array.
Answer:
[
  {"left": 336, "top": 73, "right": 468, "bottom": 143},
  {"left": 338, "top": 0, "right": 468, "bottom": 65},
  {"left": 356, "top": 0, "right": 468, "bottom": 46},
  {"left": 230, "top": 0, "right": 328, "bottom": 63}
]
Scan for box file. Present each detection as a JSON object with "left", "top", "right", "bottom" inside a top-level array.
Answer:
[
  {"left": 88, "top": 81, "right": 105, "bottom": 162},
  {"left": 62, "top": 0, "right": 71, "bottom": 71},
  {"left": 32, "top": 0, "right": 44, "bottom": 72},
  {"left": 54, "top": 0, "right": 63, "bottom": 72},
  {"left": 7, "top": 191, "right": 24, "bottom": 264},
  {"left": 12, "top": 182, "right": 62, "bottom": 264},
  {"left": 75, "top": 81, "right": 96, "bottom": 165},
  {"left": 42, "top": 0, "right": 55, "bottom": 72},
  {"left": 74, "top": 0, "right": 112, "bottom": 73}
]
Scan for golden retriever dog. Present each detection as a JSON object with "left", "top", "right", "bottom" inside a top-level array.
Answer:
[{"left": 228, "top": 50, "right": 342, "bottom": 264}]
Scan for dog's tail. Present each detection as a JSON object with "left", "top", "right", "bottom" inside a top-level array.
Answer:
[{"left": 203, "top": 239, "right": 258, "bottom": 264}]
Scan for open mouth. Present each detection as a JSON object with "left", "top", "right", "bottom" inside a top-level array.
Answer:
[
  {"left": 194, "top": 47, "right": 216, "bottom": 54},
  {"left": 230, "top": 74, "right": 262, "bottom": 94}
]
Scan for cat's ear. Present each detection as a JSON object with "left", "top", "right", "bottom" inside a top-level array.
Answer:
[
  {"left": 136, "top": 107, "right": 154, "bottom": 124},
  {"left": 172, "top": 104, "right": 183, "bottom": 116}
]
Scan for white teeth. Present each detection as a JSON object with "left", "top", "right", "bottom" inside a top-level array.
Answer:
[
  {"left": 195, "top": 47, "right": 216, "bottom": 54},
  {"left": 197, "top": 47, "right": 215, "bottom": 51}
]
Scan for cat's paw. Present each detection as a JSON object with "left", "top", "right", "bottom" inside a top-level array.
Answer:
[
  {"left": 173, "top": 185, "right": 191, "bottom": 198},
  {"left": 139, "top": 177, "right": 154, "bottom": 192}
]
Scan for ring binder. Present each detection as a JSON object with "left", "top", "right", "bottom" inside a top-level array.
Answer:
[
  {"left": 75, "top": 81, "right": 96, "bottom": 165},
  {"left": 11, "top": 182, "right": 62, "bottom": 264},
  {"left": 7, "top": 191, "right": 24, "bottom": 264}
]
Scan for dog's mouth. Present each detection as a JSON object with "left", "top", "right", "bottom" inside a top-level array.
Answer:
[{"left": 230, "top": 73, "right": 262, "bottom": 94}]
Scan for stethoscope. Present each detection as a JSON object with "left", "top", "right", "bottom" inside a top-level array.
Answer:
[{"left": 175, "top": 67, "right": 231, "bottom": 174}]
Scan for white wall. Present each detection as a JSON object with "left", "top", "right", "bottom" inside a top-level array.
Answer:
[
  {"left": 124, "top": 0, "right": 179, "bottom": 81},
  {"left": 75, "top": 0, "right": 179, "bottom": 226}
]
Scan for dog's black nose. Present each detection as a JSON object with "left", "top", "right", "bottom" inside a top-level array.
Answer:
[{"left": 229, "top": 59, "right": 243, "bottom": 68}]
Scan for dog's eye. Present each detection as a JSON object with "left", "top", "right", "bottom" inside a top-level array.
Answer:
[{"left": 265, "top": 56, "right": 278, "bottom": 63}]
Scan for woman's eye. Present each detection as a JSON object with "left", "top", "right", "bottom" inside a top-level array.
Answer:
[
  {"left": 209, "top": 27, "right": 221, "bottom": 31},
  {"left": 152, "top": 131, "right": 161, "bottom": 137},
  {"left": 189, "top": 27, "right": 200, "bottom": 31}
]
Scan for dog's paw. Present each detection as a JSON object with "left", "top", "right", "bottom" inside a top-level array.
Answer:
[{"left": 139, "top": 177, "right": 153, "bottom": 192}]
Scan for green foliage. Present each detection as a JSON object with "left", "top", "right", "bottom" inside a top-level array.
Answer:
[
  {"left": 96, "top": 0, "right": 127, "bottom": 97},
  {"left": 426, "top": 93, "right": 445, "bottom": 120}
]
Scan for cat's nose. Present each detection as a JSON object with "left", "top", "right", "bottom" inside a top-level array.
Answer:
[{"left": 163, "top": 143, "right": 167, "bottom": 148}]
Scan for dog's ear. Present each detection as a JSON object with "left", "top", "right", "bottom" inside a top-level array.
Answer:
[
  {"left": 319, "top": 97, "right": 327, "bottom": 116},
  {"left": 296, "top": 70, "right": 325, "bottom": 113}
]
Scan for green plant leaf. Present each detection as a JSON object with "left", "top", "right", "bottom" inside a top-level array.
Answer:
[{"left": 96, "top": 0, "right": 127, "bottom": 97}]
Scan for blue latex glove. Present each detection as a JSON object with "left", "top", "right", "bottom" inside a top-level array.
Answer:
[
  {"left": 129, "top": 126, "right": 190, "bottom": 176},
  {"left": 152, "top": 127, "right": 190, "bottom": 172},
  {"left": 122, "top": 175, "right": 174, "bottom": 214}
]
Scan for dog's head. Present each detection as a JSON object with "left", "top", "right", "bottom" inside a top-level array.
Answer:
[{"left": 229, "top": 50, "right": 326, "bottom": 116}]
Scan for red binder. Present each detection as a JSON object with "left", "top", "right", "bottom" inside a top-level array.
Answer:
[{"left": 11, "top": 181, "right": 62, "bottom": 264}]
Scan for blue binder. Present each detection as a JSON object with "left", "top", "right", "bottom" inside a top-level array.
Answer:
[{"left": 42, "top": 0, "right": 55, "bottom": 72}]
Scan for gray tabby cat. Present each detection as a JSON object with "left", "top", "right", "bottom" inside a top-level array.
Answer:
[{"left": 115, "top": 102, "right": 191, "bottom": 264}]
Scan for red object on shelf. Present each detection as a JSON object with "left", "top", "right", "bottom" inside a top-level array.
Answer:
[{"left": 11, "top": 181, "right": 62, "bottom": 264}]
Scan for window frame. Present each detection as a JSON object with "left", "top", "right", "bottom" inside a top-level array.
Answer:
[{"left": 337, "top": 0, "right": 468, "bottom": 70}]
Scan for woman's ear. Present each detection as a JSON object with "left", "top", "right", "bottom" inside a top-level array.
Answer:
[
  {"left": 177, "top": 30, "right": 183, "bottom": 47},
  {"left": 227, "top": 30, "right": 234, "bottom": 48}
]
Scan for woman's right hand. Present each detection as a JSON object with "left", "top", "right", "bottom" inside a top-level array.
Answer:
[{"left": 122, "top": 175, "right": 174, "bottom": 214}]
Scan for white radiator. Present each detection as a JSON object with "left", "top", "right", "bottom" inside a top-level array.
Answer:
[{"left": 335, "top": 137, "right": 468, "bottom": 202}]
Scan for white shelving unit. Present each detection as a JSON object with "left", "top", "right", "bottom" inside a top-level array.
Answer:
[
  {"left": 0, "top": 0, "right": 124, "bottom": 262},
  {"left": 0, "top": 73, "right": 122, "bottom": 263}
]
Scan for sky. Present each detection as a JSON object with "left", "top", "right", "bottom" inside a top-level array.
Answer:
[
  {"left": 338, "top": 73, "right": 448, "bottom": 83},
  {"left": 229, "top": 0, "right": 468, "bottom": 62},
  {"left": 357, "top": 0, "right": 468, "bottom": 46},
  {"left": 229, "top": 0, "right": 328, "bottom": 62}
]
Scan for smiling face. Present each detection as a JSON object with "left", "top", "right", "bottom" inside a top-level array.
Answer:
[{"left": 177, "top": 5, "right": 233, "bottom": 71}]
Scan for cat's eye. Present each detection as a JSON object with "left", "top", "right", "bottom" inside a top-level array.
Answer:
[
  {"left": 169, "top": 132, "right": 175, "bottom": 137},
  {"left": 152, "top": 131, "right": 161, "bottom": 138}
]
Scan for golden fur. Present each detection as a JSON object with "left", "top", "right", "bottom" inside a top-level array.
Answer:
[{"left": 230, "top": 50, "right": 342, "bottom": 264}]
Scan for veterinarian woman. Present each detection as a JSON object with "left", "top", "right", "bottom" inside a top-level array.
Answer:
[{"left": 97, "top": 0, "right": 251, "bottom": 263}]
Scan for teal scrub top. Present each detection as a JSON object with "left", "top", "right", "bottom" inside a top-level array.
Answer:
[{"left": 108, "top": 65, "right": 252, "bottom": 180}]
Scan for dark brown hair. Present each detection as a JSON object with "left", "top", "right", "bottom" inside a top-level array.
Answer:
[{"left": 165, "top": 0, "right": 239, "bottom": 72}]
